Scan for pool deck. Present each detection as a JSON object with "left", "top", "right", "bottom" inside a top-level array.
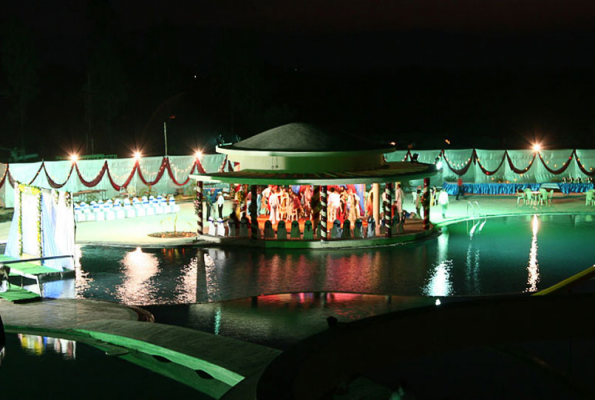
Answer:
[{"left": 0, "top": 297, "right": 281, "bottom": 398}]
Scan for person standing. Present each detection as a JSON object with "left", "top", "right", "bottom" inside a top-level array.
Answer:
[
  {"left": 205, "top": 190, "right": 213, "bottom": 219},
  {"left": 269, "top": 188, "right": 280, "bottom": 225},
  {"left": 217, "top": 191, "right": 225, "bottom": 218},
  {"left": 415, "top": 189, "right": 421, "bottom": 216},
  {"left": 394, "top": 183, "right": 404, "bottom": 216},
  {"left": 456, "top": 177, "right": 465, "bottom": 200},
  {"left": 438, "top": 189, "right": 449, "bottom": 218}
]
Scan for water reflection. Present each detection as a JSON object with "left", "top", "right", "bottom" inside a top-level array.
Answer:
[
  {"left": 175, "top": 256, "right": 197, "bottom": 304},
  {"left": 18, "top": 334, "right": 76, "bottom": 359},
  {"left": 465, "top": 220, "right": 483, "bottom": 295},
  {"left": 526, "top": 215, "right": 540, "bottom": 293},
  {"left": 72, "top": 215, "right": 595, "bottom": 305},
  {"left": 423, "top": 229, "right": 453, "bottom": 296},
  {"left": 116, "top": 247, "right": 159, "bottom": 304}
]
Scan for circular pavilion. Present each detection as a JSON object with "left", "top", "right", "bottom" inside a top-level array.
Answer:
[{"left": 191, "top": 123, "right": 437, "bottom": 249}]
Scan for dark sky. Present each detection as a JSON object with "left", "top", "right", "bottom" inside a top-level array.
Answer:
[
  {"left": 2, "top": 0, "right": 595, "bottom": 157},
  {"left": 5, "top": 0, "right": 595, "bottom": 69}
]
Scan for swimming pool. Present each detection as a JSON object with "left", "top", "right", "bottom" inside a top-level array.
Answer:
[{"left": 59, "top": 214, "right": 595, "bottom": 305}]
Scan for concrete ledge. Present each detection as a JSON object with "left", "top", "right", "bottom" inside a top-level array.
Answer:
[{"left": 196, "top": 226, "right": 437, "bottom": 250}]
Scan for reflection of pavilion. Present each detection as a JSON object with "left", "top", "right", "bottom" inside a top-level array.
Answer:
[{"left": 191, "top": 123, "right": 437, "bottom": 248}]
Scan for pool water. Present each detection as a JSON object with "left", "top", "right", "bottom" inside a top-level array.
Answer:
[{"left": 68, "top": 214, "right": 595, "bottom": 305}]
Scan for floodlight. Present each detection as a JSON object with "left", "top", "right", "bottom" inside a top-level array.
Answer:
[
  {"left": 195, "top": 150, "right": 202, "bottom": 159},
  {"left": 134, "top": 151, "right": 142, "bottom": 161},
  {"left": 70, "top": 154, "right": 78, "bottom": 163},
  {"left": 533, "top": 143, "right": 541, "bottom": 152}
]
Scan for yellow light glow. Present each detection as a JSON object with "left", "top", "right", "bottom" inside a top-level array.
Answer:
[
  {"left": 134, "top": 151, "right": 142, "bottom": 161},
  {"left": 194, "top": 150, "right": 202, "bottom": 159},
  {"left": 533, "top": 143, "right": 541, "bottom": 152},
  {"left": 70, "top": 154, "right": 78, "bottom": 163}
]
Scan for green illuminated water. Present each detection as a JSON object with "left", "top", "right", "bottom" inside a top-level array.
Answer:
[{"left": 63, "top": 214, "right": 595, "bottom": 305}]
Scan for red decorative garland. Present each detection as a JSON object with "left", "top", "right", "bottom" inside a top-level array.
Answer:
[
  {"left": 0, "top": 151, "right": 592, "bottom": 191},
  {"left": 475, "top": 152, "right": 506, "bottom": 176},
  {"left": 537, "top": 151, "right": 573, "bottom": 175},
  {"left": 442, "top": 150, "right": 475, "bottom": 176},
  {"left": 506, "top": 152, "right": 537, "bottom": 174}
]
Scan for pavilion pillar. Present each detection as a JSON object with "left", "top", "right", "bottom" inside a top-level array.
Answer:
[
  {"left": 195, "top": 180, "right": 203, "bottom": 236},
  {"left": 320, "top": 185, "right": 328, "bottom": 241},
  {"left": 243, "top": 184, "right": 249, "bottom": 218},
  {"left": 384, "top": 182, "right": 393, "bottom": 237},
  {"left": 423, "top": 178, "right": 430, "bottom": 230},
  {"left": 250, "top": 185, "right": 259, "bottom": 239},
  {"left": 372, "top": 183, "right": 380, "bottom": 235}
]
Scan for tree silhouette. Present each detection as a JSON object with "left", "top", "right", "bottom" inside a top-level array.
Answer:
[{"left": 0, "top": 19, "right": 39, "bottom": 149}]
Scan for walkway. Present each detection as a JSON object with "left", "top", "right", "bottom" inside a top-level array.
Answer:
[{"left": 0, "top": 297, "right": 280, "bottom": 398}]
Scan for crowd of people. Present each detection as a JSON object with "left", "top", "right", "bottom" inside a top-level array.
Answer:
[{"left": 204, "top": 183, "right": 440, "bottom": 239}]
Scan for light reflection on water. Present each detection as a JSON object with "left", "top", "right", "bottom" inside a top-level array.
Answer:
[
  {"left": 116, "top": 247, "right": 159, "bottom": 304},
  {"left": 526, "top": 214, "right": 541, "bottom": 293},
  {"left": 65, "top": 215, "right": 594, "bottom": 306},
  {"left": 17, "top": 334, "right": 76, "bottom": 360}
]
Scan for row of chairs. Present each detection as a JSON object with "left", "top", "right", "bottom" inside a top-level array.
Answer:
[
  {"left": 517, "top": 188, "right": 554, "bottom": 206},
  {"left": 74, "top": 195, "right": 180, "bottom": 222},
  {"left": 206, "top": 217, "right": 404, "bottom": 240}
]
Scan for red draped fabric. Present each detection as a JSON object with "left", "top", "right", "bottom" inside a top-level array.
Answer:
[
  {"left": 506, "top": 152, "right": 537, "bottom": 174},
  {"left": 537, "top": 151, "right": 574, "bottom": 175}
]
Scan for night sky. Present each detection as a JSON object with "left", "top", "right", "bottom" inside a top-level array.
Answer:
[{"left": 1, "top": 0, "right": 595, "bottom": 160}]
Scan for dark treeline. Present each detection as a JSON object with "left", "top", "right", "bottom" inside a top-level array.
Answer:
[{"left": 1, "top": 4, "right": 595, "bottom": 161}]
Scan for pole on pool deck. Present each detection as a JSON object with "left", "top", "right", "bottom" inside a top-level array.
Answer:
[
  {"left": 250, "top": 185, "right": 259, "bottom": 239},
  {"left": 320, "top": 185, "right": 328, "bottom": 241},
  {"left": 423, "top": 177, "right": 430, "bottom": 230},
  {"left": 195, "top": 180, "right": 203, "bottom": 235},
  {"left": 384, "top": 182, "right": 393, "bottom": 237}
]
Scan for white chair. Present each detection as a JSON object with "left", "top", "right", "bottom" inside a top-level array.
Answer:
[
  {"left": 133, "top": 197, "right": 146, "bottom": 217},
  {"left": 159, "top": 195, "right": 171, "bottom": 213},
  {"left": 141, "top": 196, "right": 154, "bottom": 216},
  {"left": 169, "top": 196, "right": 180, "bottom": 213},
  {"left": 216, "top": 218, "right": 226, "bottom": 236},
  {"left": 123, "top": 198, "right": 136, "bottom": 218},
  {"left": 104, "top": 199, "right": 116, "bottom": 220},
  {"left": 154, "top": 195, "right": 165, "bottom": 214},
  {"left": 74, "top": 203, "right": 86, "bottom": 223},
  {"left": 113, "top": 199, "right": 126, "bottom": 219},
  {"left": 208, "top": 217, "right": 216, "bottom": 236},
  {"left": 82, "top": 202, "right": 95, "bottom": 221},
  {"left": 93, "top": 201, "right": 105, "bottom": 221}
]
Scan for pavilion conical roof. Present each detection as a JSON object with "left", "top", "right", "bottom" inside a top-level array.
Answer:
[{"left": 229, "top": 123, "right": 388, "bottom": 152}]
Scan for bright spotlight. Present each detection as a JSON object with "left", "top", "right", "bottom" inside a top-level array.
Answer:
[
  {"left": 134, "top": 151, "right": 142, "bottom": 161},
  {"left": 194, "top": 150, "right": 202, "bottom": 159},
  {"left": 70, "top": 154, "right": 78, "bottom": 163},
  {"left": 533, "top": 143, "right": 541, "bottom": 152}
]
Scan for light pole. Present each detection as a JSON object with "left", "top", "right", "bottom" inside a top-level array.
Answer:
[{"left": 163, "top": 121, "right": 168, "bottom": 157}]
